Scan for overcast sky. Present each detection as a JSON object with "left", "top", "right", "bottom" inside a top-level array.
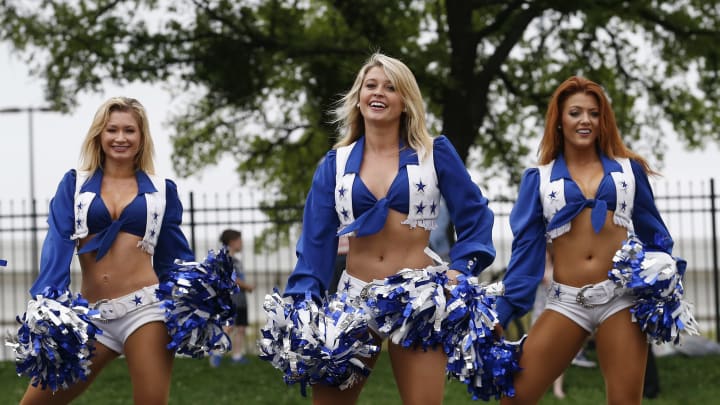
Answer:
[{"left": 1, "top": 43, "right": 718, "bottom": 204}]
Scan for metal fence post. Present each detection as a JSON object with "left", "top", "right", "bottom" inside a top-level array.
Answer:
[
  {"left": 710, "top": 178, "right": 719, "bottom": 342},
  {"left": 188, "top": 191, "right": 196, "bottom": 253}
]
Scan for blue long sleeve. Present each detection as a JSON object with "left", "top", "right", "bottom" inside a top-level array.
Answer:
[
  {"left": 30, "top": 170, "right": 77, "bottom": 297},
  {"left": 495, "top": 168, "right": 546, "bottom": 328},
  {"left": 630, "top": 160, "right": 674, "bottom": 253},
  {"left": 283, "top": 152, "right": 341, "bottom": 300},
  {"left": 153, "top": 179, "right": 195, "bottom": 280},
  {"left": 434, "top": 136, "right": 495, "bottom": 274}
]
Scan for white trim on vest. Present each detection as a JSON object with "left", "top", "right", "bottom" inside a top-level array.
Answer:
[
  {"left": 334, "top": 142, "right": 440, "bottom": 235},
  {"left": 70, "top": 170, "right": 166, "bottom": 255},
  {"left": 538, "top": 158, "right": 635, "bottom": 241},
  {"left": 401, "top": 147, "right": 440, "bottom": 230},
  {"left": 71, "top": 170, "right": 95, "bottom": 242},
  {"left": 138, "top": 174, "right": 166, "bottom": 255},
  {"left": 335, "top": 144, "right": 356, "bottom": 235}
]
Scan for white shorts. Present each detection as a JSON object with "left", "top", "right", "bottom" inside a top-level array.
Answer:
[
  {"left": 544, "top": 279, "right": 634, "bottom": 333},
  {"left": 90, "top": 284, "right": 166, "bottom": 354},
  {"left": 336, "top": 270, "right": 387, "bottom": 338}
]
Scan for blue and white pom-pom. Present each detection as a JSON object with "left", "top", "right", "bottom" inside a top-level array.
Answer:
[
  {"left": 156, "top": 247, "right": 239, "bottom": 357},
  {"left": 0, "top": 259, "right": 7, "bottom": 266},
  {"left": 258, "top": 290, "right": 379, "bottom": 396},
  {"left": 609, "top": 233, "right": 699, "bottom": 344},
  {"left": 5, "top": 287, "right": 101, "bottom": 392},
  {"left": 362, "top": 266, "right": 449, "bottom": 349},
  {"left": 444, "top": 278, "right": 522, "bottom": 400}
]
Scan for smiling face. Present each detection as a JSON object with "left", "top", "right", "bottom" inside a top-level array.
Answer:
[
  {"left": 358, "top": 66, "right": 405, "bottom": 126},
  {"left": 100, "top": 110, "right": 142, "bottom": 167},
  {"left": 560, "top": 92, "right": 600, "bottom": 153}
]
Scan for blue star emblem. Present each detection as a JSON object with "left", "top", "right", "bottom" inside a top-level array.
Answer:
[
  {"left": 76, "top": 219, "right": 82, "bottom": 227},
  {"left": 554, "top": 286, "right": 562, "bottom": 298},
  {"left": 77, "top": 202, "right": 83, "bottom": 209},
  {"left": 338, "top": 186, "right": 347, "bottom": 198},
  {"left": 415, "top": 201, "right": 426, "bottom": 214},
  {"left": 150, "top": 229, "right": 156, "bottom": 237},
  {"left": 341, "top": 208, "right": 350, "bottom": 219},
  {"left": 621, "top": 201, "right": 627, "bottom": 211},
  {"left": 153, "top": 212, "right": 159, "bottom": 220},
  {"left": 549, "top": 190, "right": 558, "bottom": 200},
  {"left": 415, "top": 180, "right": 427, "bottom": 192},
  {"left": 132, "top": 295, "right": 143, "bottom": 306},
  {"left": 430, "top": 201, "right": 437, "bottom": 214},
  {"left": 343, "top": 280, "right": 352, "bottom": 291},
  {"left": 620, "top": 180, "right": 628, "bottom": 190}
]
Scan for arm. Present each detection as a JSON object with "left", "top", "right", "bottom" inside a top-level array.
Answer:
[
  {"left": 494, "top": 168, "right": 547, "bottom": 328},
  {"left": 630, "top": 160, "right": 675, "bottom": 253},
  {"left": 30, "top": 170, "right": 78, "bottom": 296},
  {"left": 153, "top": 179, "right": 195, "bottom": 280},
  {"left": 283, "top": 152, "right": 341, "bottom": 300},
  {"left": 434, "top": 136, "right": 495, "bottom": 275}
]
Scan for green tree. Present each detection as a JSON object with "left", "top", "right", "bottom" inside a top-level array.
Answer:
[{"left": 2, "top": 0, "right": 719, "bottom": 245}]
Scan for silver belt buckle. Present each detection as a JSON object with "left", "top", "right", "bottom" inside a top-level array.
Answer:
[
  {"left": 359, "top": 283, "right": 373, "bottom": 300},
  {"left": 575, "top": 285, "right": 596, "bottom": 309},
  {"left": 95, "top": 299, "right": 128, "bottom": 320}
]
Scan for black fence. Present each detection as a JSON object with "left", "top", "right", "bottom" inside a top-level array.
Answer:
[{"left": 0, "top": 178, "right": 718, "bottom": 361}]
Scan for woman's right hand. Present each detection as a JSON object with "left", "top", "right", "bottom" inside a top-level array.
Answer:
[{"left": 493, "top": 322, "right": 505, "bottom": 341}]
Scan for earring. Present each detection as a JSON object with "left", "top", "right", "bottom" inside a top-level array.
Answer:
[
  {"left": 356, "top": 103, "right": 360, "bottom": 108},
  {"left": 557, "top": 125, "right": 562, "bottom": 130}
]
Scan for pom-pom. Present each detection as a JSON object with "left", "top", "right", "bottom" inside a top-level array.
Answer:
[
  {"left": 363, "top": 266, "right": 449, "bottom": 349},
  {"left": 0, "top": 259, "right": 7, "bottom": 266},
  {"left": 5, "top": 287, "right": 101, "bottom": 392},
  {"left": 156, "top": 247, "right": 239, "bottom": 357},
  {"left": 444, "top": 278, "right": 521, "bottom": 400},
  {"left": 258, "top": 290, "right": 379, "bottom": 396},
  {"left": 609, "top": 234, "right": 699, "bottom": 344}
]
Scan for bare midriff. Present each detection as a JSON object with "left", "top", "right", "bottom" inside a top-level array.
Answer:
[
  {"left": 345, "top": 209, "right": 433, "bottom": 282},
  {"left": 77, "top": 232, "right": 158, "bottom": 302},
  {"left": 550, "top": 208, "right": 627, "bottom": 287}
]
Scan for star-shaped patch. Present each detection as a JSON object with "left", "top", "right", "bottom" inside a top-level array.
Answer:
[
  {"left": 415, "top": 201, "right": 426, "bottom": 214},
  {"left": 549, "top": 190, "right": 558, "bottom": 200},
  {"left": 341, "top": 208, "right": 350, "bottom": 219},
  {"left": 554, "top": 286, "right": 562, "bottom": 299},
  {"left": 132, "top": 295, "right": 143, "bottom": 306},
  {"left": 430, "top": 201, "right": 437, "bottom": 215},
  {"left": 415, "top": 180, "right": 426, "bottom": 192},
  {"left": 338, "top": 186, "right": 347, "bottom": 198},
  {"left": 343, "top": 279, "right": 352, "bottom": 291}
]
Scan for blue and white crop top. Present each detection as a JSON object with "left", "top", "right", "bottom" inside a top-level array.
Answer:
[
  {"left": 495, "top": 153, "right": 675, "bottom": 327},
  {"left": 284, "top": 135, "right": 496, "bottom": 300},
  {"left": 334, "top": 135, "right": 441, "bottom": 236},
  {"left": 29, "top": 169, "right": 195, "bottom": 297}
]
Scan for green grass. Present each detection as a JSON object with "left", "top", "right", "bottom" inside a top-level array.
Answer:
[{"left": 2, "top": 352, "right": 718, "bottom": 404}]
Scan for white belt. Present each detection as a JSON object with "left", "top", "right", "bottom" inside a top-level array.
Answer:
[
  {"left": 548, "top": 279, "right": 623, "bottom": 309},
  {"left": 91, "top": 284, "right": 159, "bottom": 320}
]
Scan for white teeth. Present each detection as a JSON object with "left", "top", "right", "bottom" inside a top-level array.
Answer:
[{"left": 370, "top": 102, "right": 386, "bottom": 108}]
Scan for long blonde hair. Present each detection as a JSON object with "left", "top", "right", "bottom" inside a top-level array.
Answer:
[
  {"left": 333, "top": 53, "right": 433, "bottom": 158},
  {"left": 538, "top": 76, "right": 652, "bottom": 174},
  {"left": 79, "top": 97, "right": 155, "bottom": 173}
]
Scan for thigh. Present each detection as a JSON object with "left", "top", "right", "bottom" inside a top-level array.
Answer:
[
  {"left": 387, "top": 342, "right": 447, "bottom": 405},
  {"left": 595, "top": 308, "right": 647, "bottom": 405},
  {"left": 124, "top": 321, "right": 175, "bottom": 405},
  {"left": 502, "top": 309, "right": 589, "bottom": 405},
  {"left": 20, "top": 341, "right": 119, "bottom": 405},
  {"left": 312, "top": 344, "right": 381, "bottom": 405}
]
